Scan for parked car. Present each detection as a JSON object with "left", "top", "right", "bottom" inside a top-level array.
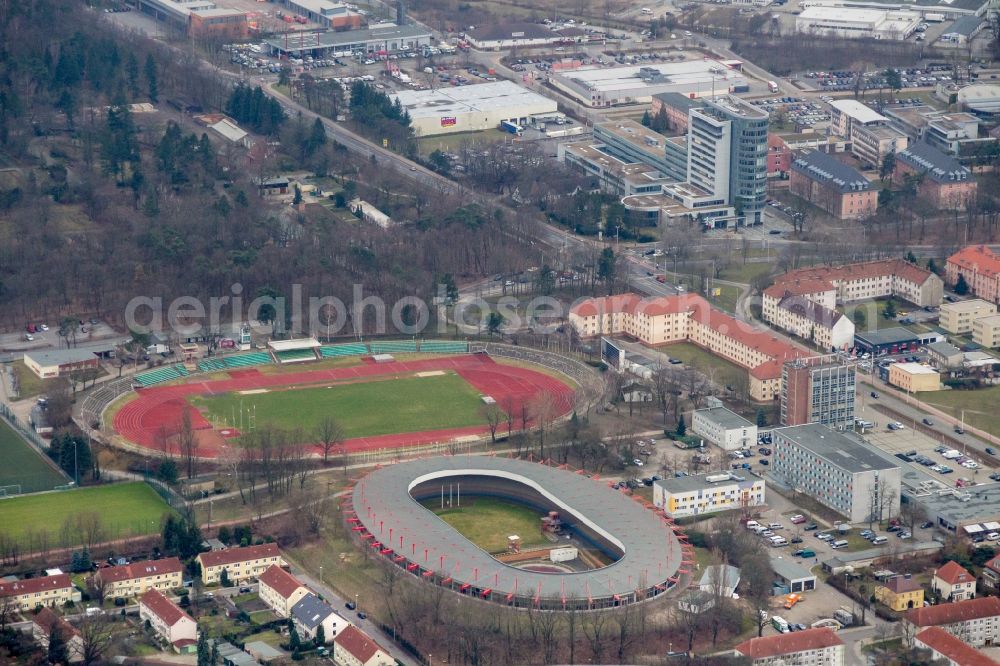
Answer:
[
  {"left": 920, "top": 521, "right": 934, "bottom": 529},
  {"left": 804, "top": 523, "right": 818, "bottom": 531},
  {"left": 922, "top": 418, "right": 934, "bottom": 426}
]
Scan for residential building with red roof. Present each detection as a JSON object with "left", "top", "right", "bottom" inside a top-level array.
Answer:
[
  {"left": 568, "top": 292, "right": 807, "bottom": 401},
  {"left": 947, "top": 245, "right": 1000, "bottom": 305},
  {"left": 933, "top": 561, "right": 977, "bottom": 602},
  {"left": 93, "top": 557, "right": 183, "bottom": 599},
  {"left": 0, "top": 574, "right": 74, "bottom": 611},
  {"left": 31, "top": 607, "right": 84, "bottom": 663},
  {"left": 333, "top": 625, "right": 395, "bottom": 666},
  {"left": 906, "top": 596, "right": 1000, "bottom": 647},
  {"left": 982, "top": 554, "right": 1000, "bottom": 593},
  {"left": 915, "top": 627, "right": 1000, "bottom": 666},
  {"left": 195, "top": 542, "right": 284, "bottom": 585},
  {"left": 139, "top": 589, "right": 198, "bottom": 651},
  {"left": 258, "top": 565, "right": 309, "bottom": 618},
  {"left": 734, "top": 627, "right": 844, "bottom": 665}
]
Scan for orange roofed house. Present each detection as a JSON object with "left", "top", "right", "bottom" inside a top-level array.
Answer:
[
  {"left": 196, "top": 543, "right": 284, "bottom": 585},
  {"left": 32, "top": 607, "right": 84, "bottom": 663},
  {"left": 947, "top": 246, "right": 1000, "bottom": 305},
  {"left": 915, "top": 627, "right": 1000, "bottom": 666},
  {"left": 0, "top": 574, "right": 74, "bottom": 612},
  {"left": 906, "top": 597, "right": 1000, "bottom": 647},
  {"left": 933, "top": 561, "right": 976, "bottom": 602},
  {"left": 333, "top": 625, "right": 395, "bottom": 666},
  {"left": 139, "top": 589, "right": 198, "bottom": 653},
  {"left": 93, "top": 557, "right": 183, "bottom": 599},
  {"left": 568, "top": 293, "right": 807, "bottom": 401},
  {"left": 258, "top": 565, "right": 309, "bottom": 618},
  {"left": 734, "top": 627, "right": 845, "bottom": 665}
]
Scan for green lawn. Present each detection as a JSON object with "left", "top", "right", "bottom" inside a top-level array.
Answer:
[
  {"left": 717, "top": 262, "right": 777, "bottom": 284},
  {"left": 657, "top": 341, "right": 746, "bottom": 388},
  {"left": 11, "top": 360, "right": 64, "bottom": 400},
  {"left": 922, "top": 385, "right": 1000, "bottom": 438},
  {"left": 0, "top": 419, "right": 67, "bottom": 493},
  {"left": 0, "top": 482, "right": 174, "bottom": 542},
  {"left": 423, "top": 497, "right": 548, "bottom": 554},
  {"left": 189, "top": 372, "right": 486, "bottom": 438},
  {"left": 707, "top": 284, "right": 741, "bottom": 314}
]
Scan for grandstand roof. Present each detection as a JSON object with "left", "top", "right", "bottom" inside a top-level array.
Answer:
[
  {"left": 351, "top": 456, "right": 682, "bottom": 603},
  {"left": 268, "top": 338, "right": 320, "bottom": 352}
]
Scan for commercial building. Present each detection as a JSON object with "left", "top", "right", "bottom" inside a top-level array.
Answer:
[
  {"left": 957, "top": 83, "right": 1000, "bottom": 116},
  {"left": 265, "top": 24, "right": 432, "bottom": 58},
  {"left": 558, "top": 142, "right": 674, "bottom": 198},
  {"left": 650, "top": 92, "right": 705, "bottom": 133},
  {"left": 594, "top": 120, "right": 687, "bottom": 182},
  {"left": 854, "top": 327, "right": 925, "bottom": 356},
  {"left": 652, "top": 471, "right": 766, "bottom": 518},
  {"left": 939, "top": 299, "right": 997, "bottom": 334},
  {"left": 135, "top": 0, "right": 247, "bottom": 38},
  {"left": 196, "top": 543, "right": 285, "bottom": 585},
  {"left": 947, "top": 245, "right": 1000, "bottom": 305},
  {"left": 828, "top": 99, "right": 909, "bottom": 168},
  {"left": 907, "top": 480, "right": 1000, "bottom": 533},
  {"left": 789, "top": 150, "right": 878, "bottom": 220},
  {"left": 941, "top": 15, "right": 985, "bottom": 44},
  {"left": 734, "top": 628, "right": 845, "bottom": 665},
  {"left": 258, "top": 565, "right": 309, "bottom": 618},
  {"left": 93, "top": 557, "right": 184, "bottom": 599},
  {"left": 274, "top": 0, "right": 362, "bottom": 30},
  {"left": 795, "top": 6, "right": 921, "bottom": 41},
  {"left": 905, "top": 597, "right": 1000, "bottom": 647},
  {"left": 894, "top": 142, "right": 977, "bottom": 210},
  {"left": 691, "top": 406, "right": 757, "bottom": 451},
  {"left": 139, "top": 589, "right": 198, "bottom": 651},
  {"left": 290, "top": 593, "right": 347, "bottom": 644},
  {"left": 550, "top": 60, "right": 748, "bottom": 108},
  {"left": 333, "top": 625, "right": 395, "bottom": 666},
  {"left": 0, "top": 574, "right": 74, "bottom": 611},
  {"left": 973, "top": 314, "right": 1000, "bottom": 347},
  {"left": 771, "top": 424, "right": 901, "bottom": 523},
  {"left": 915, "top": 627, "right": 1000, "bottom": 666},
  {"left": 569, "top": 292, "right": 807, "bottom": 401},
  {"left": 875, "top": 574, "right": 924, "bottom": 611},
  {"left": 888, "top": 362, "right": 940, "bottom": 392},
  {"left": 22, "top": 349, "right": 100, "bottom": 379},
  {"left": 390, "top": 81, "right": 557, "bottom": 137},
  {"left": 32, "top": 608, "right": 83, "bottom": 663},
  {"left": 933, "top": 561, "right": 976, "bottom": 602},
  {"left": 886, "top": 106, "right": 984, "bottom": 157},
  {"left": 779, "top": 355, "right": 857, "bottom": 429},
  {"left": 771, "top": 557, "right": 817, "bottom": 594},
  {"left": 926, "top": 341, "right": 965, "bottom": 369},
  {"left": 464, "top": 21, "right": 585, "bottom": 49}
]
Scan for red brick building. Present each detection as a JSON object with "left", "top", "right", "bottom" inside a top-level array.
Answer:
[
  {"left": 894, "top": 141, "right": 977, "bottom": 210},
  {"left": 790, "top": 150, "right": 878, "bottom": 220},
  {"left": 768, "top": 134, "right": 791, "bottom": 176}
]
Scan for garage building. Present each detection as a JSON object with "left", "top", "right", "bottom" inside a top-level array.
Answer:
[{"left": 390, "top": 81, "right": 557, "bottom": 136}]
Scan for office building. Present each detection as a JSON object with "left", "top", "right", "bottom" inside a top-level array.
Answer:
[
  {"left": 973, "top": 314, "right": 1000, "bottom": 347},
  {"left": 795, "top": 6, "right": 921, "bottom": 41},
  {"left": 947, "top": 245, "right": 1000, "bottom": 305},
  {"left": 888, "top": 362, "right": 940, "bottom": 392},
  {"left": 789, "top": 150, "right": 878, "bottom": 220},
  {"left": 894, "top": 142, "right": 977, "bottom": 210},
  {"left": 771, "top": 424, "right": 901, "bottom": 523},
  {"left": 652, "top": 472, "right": 766, "bottom": 518},
  {"left": 926, "top": 341, "right": 965, "bottom": 369},
  {"left": 939, "top": 299, "right": 997, "bottom": 334},
  {"left": 692, "top": 406, "right": 757, "bottom": 451},
  {"left": 828, "top": 99, "right": 908, "bottom": 168},
  {"left": 780, "top": 355, "right": 856, "bottom": 429},
  {"left": 275, "top": 0, "right": 362, "bottom": 29},
  {"left": 594, "top": 120, "right": 687, "bottom": 181}
]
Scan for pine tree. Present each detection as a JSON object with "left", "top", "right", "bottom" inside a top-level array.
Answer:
[
  {"left": 220, "top": 568, "right": 232, "bottom": 588},
  {"left": 288, "top": 619, "right": 301, "bottom": 651},
  {"left": 640, "top": 110, "right": 651, "bottom": 127},
  {"left": 197, "top": 631, "right": 210, "bottom": 666},
  {"left": 676, "top": 415, "right": 686, "bottom": 437},
  {"left": 955, "top": 274, "right": 970, "bottom": 295},
  {"left": 48, "top": 624, "right": 69, "bottom": 665},
  {"left": 144, "top": 54, "right": 158, "bottom": 103},
  {"left": 315, "top": 623, "right": 325, "bottom": 645},
  {"left": 756, "top": 409, "right": 767, "bottom": 428}
]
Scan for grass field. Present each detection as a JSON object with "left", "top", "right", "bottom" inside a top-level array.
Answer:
[
  {"left": 189, "top": 371, "right": 486, "bottom": 438},
  {"left": 658, "top": 341, "right": 746, "bottom": 389},
  {"left": 11, "top": 360, "right": 63, "bottom": 400},
  {"left": 923, "top": 386, "right": 1000, "bottom": 439},
  {"left": 0, "top": 420, "right": 67, "bottom": 493},
  {"left": 0, "top": 482, "right": 174, "bottom": 542},
  {"left": 423, "top": 497, "right": 548, "bottom": 554}
]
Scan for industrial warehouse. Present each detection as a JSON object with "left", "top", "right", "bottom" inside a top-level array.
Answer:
[
  {"left": 389, "top": 81, "right": 558, "bottom": 136},
  {"left": 265, "top": 23, "right": 432, "bottom": 57},
  {"left": 551, "top": 60, "right": 748, "bottom": 108}
]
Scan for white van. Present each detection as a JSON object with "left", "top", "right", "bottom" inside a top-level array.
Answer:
[
  {"left": 770, "top": 536, "right": 788, "bottom": 547},
  {"left": 745, "top": 520, "right": 760, "bottom": 530},
  {"left": 831, "top": 539, "right": 849, "bottom": 549},
  {"left": 872, "top": 536, "right": 888, "bottom": 545},
  {"left": 768, "top": 522, "right": 783, "bottom": 530}
]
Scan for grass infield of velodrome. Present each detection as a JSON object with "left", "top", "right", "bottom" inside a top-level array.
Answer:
[
  {"left": 0, "top": 482, "right": 175, "bottom": 542},
  {"left": 423, "top": 497, "right": 549, "bottom": 554},
  {"left": 0, "top": 419, "right": 67, "bottom": 494},
  {"left": 188, "top": 371, "right": 487, "bottom": 439}
]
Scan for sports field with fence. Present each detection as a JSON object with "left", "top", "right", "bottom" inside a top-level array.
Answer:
[{"left": 0, "top": 419, "right": 66, "bottom": 494}]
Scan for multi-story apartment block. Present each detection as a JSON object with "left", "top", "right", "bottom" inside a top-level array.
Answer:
[
  {"left": 569, "top": 293, "right": 807, "bottom": 401},
  {"left": 973, "top": 314, "right": 1000, "bottom": 348},
  {"left": 258, "top": 565, "right": 309, "bottom": 618},
  {"left": 652, "top": 472, "right": 766, "bottom": 518},
  {"left": 334, "top": 625, "right": 395, "bottom": 666},
  {"left": 905, "top": 597, "right": 1000, "bottom": 647},
  {"left": 93, "top": 557, "right": 183, "bottom": 599},
  {"left": 691, "top": 406, "right": 757, "bottom": 451},
  {"left": 771, "top": 424, "right": 901, "bottom": 523},
  {"left": 139, "top": 589, "right": 198, "bottom": 651},
  {"left": 763, "top": 259, "right": 943, "bottom": 312},
  {"left": 0, "top": 574, "right": 74, "bottom": 612},
  {"left": 982, "top": 555, "right": 1000, "bottom": 593},
  {"left": 933, "top": 561, "right": 976, "bottom": 602},
  {"left": 828, "top": 99, "right": 908, "bottom": 168},
  {"left": 914, "top": 627, "right": 999, "bottom": 666},
  {"left": 939, "top": 299, "right": 997, "bottom": 335},
  {"left": 761, "top": 289, "right": 856, "bottom": 350},
  {"left": 790, "top": 150, "right": 878, "bottom": 220},
  {"left": 875, "top": 574, "right": 924, "bottom": 611},
  {"left": 196, "top": 543, "right": 285, "bottom": 585},
  {"left": 894, "top": 142, "right": 977, "bottom": 210},
  {"left": 947, "top": 245, "right": 1000, "bottom": 305},
  {"left": 780, "top": 355, "right": 856, "bottom": 429},
  {"left": 735, "top": 627, "right": 845, "bottom": 665}
]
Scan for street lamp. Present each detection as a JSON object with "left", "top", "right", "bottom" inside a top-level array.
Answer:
[{"left": 319, "top": 565, "right": 323, "bottom": 584}]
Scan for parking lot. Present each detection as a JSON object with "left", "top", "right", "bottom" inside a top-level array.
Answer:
[
  {"left": 797, "top": 64, "right": 957, "bottom": 93},
  {"left": 756, "top": 96, "right": 830, "bottom": 129}
]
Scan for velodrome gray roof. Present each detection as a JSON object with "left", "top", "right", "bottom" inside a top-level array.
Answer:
[
  {"left": 791, "top": 150, "right": 872, "bottom": 193},
  {"left": 773, "top": 424, "right": 899, "bottom": 474},
  {"left": 771, "top": 557, "right": 816, "bottom": 583},
  {"left": 351, "top": 456, "right": 682, "bottom": 602},
  {"left": 897, "top": 142, "right": 971, "bottom": 184},
  {"left": 694, "top": 406, "right": 753, "bottom": 430}
]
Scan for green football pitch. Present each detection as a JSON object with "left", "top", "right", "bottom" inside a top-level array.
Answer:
[
  {"left": 0, "top": 419, "right": 67, "bottom": 494},
  {"left": 188, "top": 371, "right": 486, "bottom": 438},
  {"left": 0, "top": 482, "right": 174, "bottom": 542},
  {"left": 424, "top": 498, "right": 548, "bottom": 554}
]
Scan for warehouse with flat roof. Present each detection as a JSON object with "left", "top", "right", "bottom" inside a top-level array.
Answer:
[
  {"left": 266, "top": 24, "right": 432, "bottom": 57},
  {"left": 389, "top": 81, "right": 557, "bottom": 136}
]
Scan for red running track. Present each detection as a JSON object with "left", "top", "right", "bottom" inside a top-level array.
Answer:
[{"left": 112, "top": 354, "right": 575, "bottom": 457}]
